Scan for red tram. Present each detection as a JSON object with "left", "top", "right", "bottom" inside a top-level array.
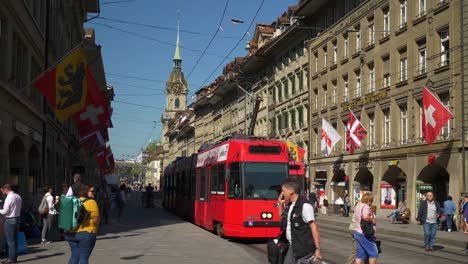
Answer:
[{"left": 162, "top": 138, "right": 303, "bottom": 238}]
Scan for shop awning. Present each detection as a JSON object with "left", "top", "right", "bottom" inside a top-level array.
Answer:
[
  {"left": 354, "top": 168, "right": 373, "bottom": 185},
  {"left": 382, "top": 165, "right": 405, "bottom": 187},
  {"left": 417, "top": 164, "right": 449, "bottom": 183}
]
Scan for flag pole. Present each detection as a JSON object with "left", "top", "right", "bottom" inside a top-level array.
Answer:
[{"left": 41, "top": 0, "right": 50, "bottom": 189}]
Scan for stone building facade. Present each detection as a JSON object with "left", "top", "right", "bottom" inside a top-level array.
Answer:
[
  {"left": 0, "top": 0, "right": 107, "bottom": 206},
  {"left": 303, "top": 0, "right": 466, "bottom": 219}
]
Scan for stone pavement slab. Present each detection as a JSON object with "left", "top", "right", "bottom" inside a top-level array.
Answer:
[{"left": 15, "top": 194, "right": 264, "bottom": 264}]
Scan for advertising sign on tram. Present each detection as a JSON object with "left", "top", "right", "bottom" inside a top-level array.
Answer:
[{"left": 196, "top": 143, "right": 229, "bottom": 167}]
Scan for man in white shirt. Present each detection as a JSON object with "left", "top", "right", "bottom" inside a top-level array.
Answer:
[
  {"left": 278, "top": 178, "right": 322, "bottom": 264},
  {"left": 41, "top": 187, "right": 58, "bottom": 244},
  {"left": 0, "top": 184, "right": 22, "bottom": 264}
]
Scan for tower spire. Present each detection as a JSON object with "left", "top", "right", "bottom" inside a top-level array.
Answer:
[{"left": 173, "top": 14, "right": 182, "bottom": 69}]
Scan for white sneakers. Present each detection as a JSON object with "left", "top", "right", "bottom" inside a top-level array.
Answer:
[{"left": 448, "top": 229, "right": 452, "bottom": 232}]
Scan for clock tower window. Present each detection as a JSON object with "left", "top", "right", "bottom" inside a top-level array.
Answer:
[{"left": 175, "top": 98, "right": 180, "bottom": 109}]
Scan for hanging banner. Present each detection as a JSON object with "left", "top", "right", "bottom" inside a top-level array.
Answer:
[{"left": 380, "top": 183, "right": 396, "bottom": 209}]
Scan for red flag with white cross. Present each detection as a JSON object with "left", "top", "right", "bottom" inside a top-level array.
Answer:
[
  {"left": 72, "top": 72, "right": 112, "bottom": 138},
  {"left": 422, "top": 86, "right": 453, "bottom": 145}
]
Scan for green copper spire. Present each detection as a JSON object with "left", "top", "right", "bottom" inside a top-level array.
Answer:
[{"left": 173, "top": 17, "right": 182, "bottom": 68}]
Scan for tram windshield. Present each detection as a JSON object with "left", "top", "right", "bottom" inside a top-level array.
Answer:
[{"left": 242, "top": 162, "right": 288, "bottom": 200}]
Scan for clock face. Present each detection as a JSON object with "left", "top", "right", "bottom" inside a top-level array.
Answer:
[{"left": 172, "top": 82, "right": 184, "bottom": 94}]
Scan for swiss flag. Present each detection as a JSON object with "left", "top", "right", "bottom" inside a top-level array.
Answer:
[
  {"left": 80, "top": 129, "right": 109, "bottom": 152},
  {"left": 422, "top": 87, "right": 453, "bottom": 145},
  {"left": 72, "top": 72, "right": 112, "bottom": 138},
  {"left": 96, "top": 146, "right": 114, "bottom": 173}
]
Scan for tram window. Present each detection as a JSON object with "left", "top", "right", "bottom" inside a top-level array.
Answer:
[
  {"left": 249, "top": 146, "right": 282, "bottom": 154},
  {"left": 210, "top": 166, "right": 218, "bottom": 194},
  {"left": 217, "top": 164, "right": 226, "bottom": 194},
  {"left": 199, "top": 168, "right": 207, "bottom": 201},
  {"left": 243, "top": 162, "right": 288, "bottom": 200},
  {"left": 228, "top": 163, "right": 241, "bottom": 198}
]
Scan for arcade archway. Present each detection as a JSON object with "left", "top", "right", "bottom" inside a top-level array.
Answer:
[
  {"left": 381, "top": 165, "right": 407, "bottom": 208},
  {"left": 353, "top": 168, "right": 373, "bottom": 205},
  {"left": 417, "top": 163, "right": 449, "bottom": 206}
]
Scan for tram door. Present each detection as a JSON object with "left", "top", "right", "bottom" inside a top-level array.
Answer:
[{"left": 196, "top": 167, "right": 209, "bottom": 228}]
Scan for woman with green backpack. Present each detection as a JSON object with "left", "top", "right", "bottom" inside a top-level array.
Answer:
[{"left": 65, "top": 185, "right": 100, "bottom": 264}]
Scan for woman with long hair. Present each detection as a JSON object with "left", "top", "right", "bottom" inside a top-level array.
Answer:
[{"left": 65, "top": 185, "right": 100, "bottom": 264}]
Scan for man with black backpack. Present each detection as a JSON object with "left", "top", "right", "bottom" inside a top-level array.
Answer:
[{"left": 278, "top": 178, "right": 323, "bottom": 264}]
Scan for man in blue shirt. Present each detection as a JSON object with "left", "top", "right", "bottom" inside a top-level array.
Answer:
[{"left": 443, "top": 196, "right": 456, "bottom": 232}]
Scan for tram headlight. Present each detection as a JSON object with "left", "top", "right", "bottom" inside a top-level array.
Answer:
[{"left": 261, "top": 212, "right": 273, "bottom": 219}]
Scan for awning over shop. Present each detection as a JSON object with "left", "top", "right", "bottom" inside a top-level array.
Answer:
[
  {"left": 417, "top": 164, "right": 449, "bottom": 183},
  {"left": 382, "top": 165, "right": 406, "bottom": 187},
  {"left": 354, "top": 168, "right": 373, "bottom": 185}
]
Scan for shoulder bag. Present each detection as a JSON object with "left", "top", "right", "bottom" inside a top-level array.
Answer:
[{"left": 360, "top": 205, "right": 375, "bottom": 238}]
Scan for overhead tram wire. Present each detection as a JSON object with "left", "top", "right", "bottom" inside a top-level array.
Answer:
[
  {"left": 114, "top": 100, "right": 166, "bottom": 110},
  {"left": 186, "top": 0, "right": 230, "bottom": 80},
  {"left": 89, "top": 22, "right": 231, "bottom": 59},
  {"left": 95, "top": 16, "right": 238, "bottom": 40},
  {"left": 199, "top": 0, "right": 266, "bottom": 88}
]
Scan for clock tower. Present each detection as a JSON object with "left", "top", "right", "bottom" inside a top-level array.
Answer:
[{"left": 162, "top": 19, "right": 188, "bottom": 148}]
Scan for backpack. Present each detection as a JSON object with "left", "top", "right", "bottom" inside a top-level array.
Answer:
[
  {"left": 38, "top": 195, "right": 49, "bottom": 215},
  {"left": 58, "top": 195, "right": 89, "bottom": 231}
]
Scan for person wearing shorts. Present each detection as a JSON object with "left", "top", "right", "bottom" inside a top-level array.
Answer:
[{"left": 354, "top": 193, "right": 378, "bottom": 264}]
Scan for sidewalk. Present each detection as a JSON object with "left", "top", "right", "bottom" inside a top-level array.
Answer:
[
  {"left": 15, "top": 192, "right": 264, "bottom": 264},
  {"left": 316, "top": 212, "right": 467, "bottom": 248}
]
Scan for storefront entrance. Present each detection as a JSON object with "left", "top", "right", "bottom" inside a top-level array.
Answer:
[
  {"left": 417, "top": 163, "right": 449, "bottom": 206},
  {"left": 353, "top": 168, "right": 373, "bottom": 206},
  {"left": 381, "top": 164, "right": 407, "bottom": 208}
]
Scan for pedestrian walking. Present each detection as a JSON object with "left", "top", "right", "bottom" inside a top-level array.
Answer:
[
  {"left": 277, "top": 178, "right": 322, "bottom": 264},
  {"left": 321, "top": 195, "right": 328, "bottom": 215},
  {"left": 443, "top": 196, "right": 455, "bottom": 232},
  {"left": 309, "top": 191, "right": 318, "bottom": 214},
  {"left": 40, "top": 186, "right": 58, "bottom": 244},
  {"left": 116, "top": 184, "right": 127, "bottom": 223},
  {"left": 345, "top": 201, "right": 369, "bottom": 264},
  {"left": 97, "top": 180, "right": 111, "bottom": 225},
  {"left": 0, "top": 184, "right": 23, "bottom": 264},
  {"left": 416, "top": 191, "right": 442, "bottom": 251},
  {"left": 70, "top": 174, "right": 83, "bottom": 197},
  {"left": 145, "top": 184, "right": 154, "bottom": 208},
  {"left": 65, "top": 185, "right": 100, "bottom": 264},
  {"left": 344, "top": 190, "right": 350, "bottom": 217},
  {"left": 462, "top": 196, "right": 468, "bottom": 234},
  {"left": 354, "top": 193, "right": 378, "bottom": 264}
]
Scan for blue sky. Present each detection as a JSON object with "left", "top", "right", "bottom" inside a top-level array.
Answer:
[{"left": 90, "top": 0, "right": 298, "bottom": 159}]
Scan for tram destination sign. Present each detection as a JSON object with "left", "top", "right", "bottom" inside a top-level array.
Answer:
[
  {"left": 196, "top": 143, "right": 229, "bottom": 167},
  {"left": 341, "top": 91, "right": 387, "bottom": 110}
]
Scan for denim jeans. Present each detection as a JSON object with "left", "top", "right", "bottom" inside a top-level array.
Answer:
[
  {"left": 445, "top": 214, "right": 453, "bottom": 230},
  {"left": 5, "top": 217, "right": 19, "bottom": 261},
  {"left": 423, "top": 222, "right": 437, "bottom": 247},
  {"left": 66, "top": 232, "right": 97, "bottom": 264}
]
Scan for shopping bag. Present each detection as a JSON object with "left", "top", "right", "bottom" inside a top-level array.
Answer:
[{"left": 17, "top": 231, "right": 28, "bottom": 255}]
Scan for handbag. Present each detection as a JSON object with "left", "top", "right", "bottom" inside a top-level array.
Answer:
[
  {"left": 267, "top": 237, "right": 288, "bottom": 264},
  {"left": 375, "top": 239, "right": 382, "bottom": 254},
  {"left": 360, "top": 205, "right": 375, "bottom": 237}
]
